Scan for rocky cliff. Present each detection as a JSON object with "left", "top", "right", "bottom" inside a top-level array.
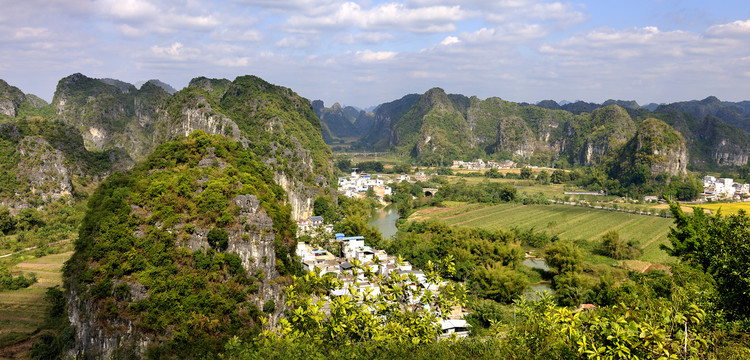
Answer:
[
  {"left": 48, "top": 74, "right": 334, "bottom": 220},
  {"left": 52, "top": 73, "right": 171, "bottom": 163},
  {"left": 0, "top": 118, "right": 119, "bottom": 211},
  {"left": 614, "top": 118, "right": 688, "bottom": 178},
  {"left": 64, "top": 133, "right": 296, "bottom": 358},
  {"left": 312, "top": 101, "right": 364, "bottom": 141},
  {"left": 0, "top": 79, "right": 27, "bottom": 118},
  {"left": 359, "top": 89, "right": 747, "bottom": 170}
]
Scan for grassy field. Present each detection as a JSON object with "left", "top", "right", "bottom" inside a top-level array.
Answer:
[
  {"left": 0, "top": 251, "right": 72, "bottom": 358},
  {"left": 410, "top": 202, "right": 675, "bottom": 263}
]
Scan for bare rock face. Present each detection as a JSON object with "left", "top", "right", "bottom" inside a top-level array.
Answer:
[
  {"left": 52, "top": 73, "right": 169, "bottom": 163},
  {"left": 649, "top": 143, "right": 688, "bottom": 176},
  {"left": 163, "top": 98, "right": 243, "bottom": 144},
  {"left": 495, "top": 115, "right": 535, "bottom": 158},
  {"left": 16, "top": 137, "right": 73, "bottom": 202},
  {"left": 66, "top": 286, "right": 152, "bottom": 359},
  {"left": 0, "top": 100, "right": 17, "bottom": 117},
  {"left": 0, "top": 79, "right": 26, "bottom": 117}
]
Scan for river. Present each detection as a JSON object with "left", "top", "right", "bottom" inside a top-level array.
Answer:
[
  {"left": 368, "top": 204, "right": 399, "bottom": 239},
  {"left": 522, "top": 258, "right": 553, "bottom": 300}
]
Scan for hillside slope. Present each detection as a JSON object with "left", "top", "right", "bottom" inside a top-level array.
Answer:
[{"left": 64, "top": 132, "right": 297, "bottom": 358}]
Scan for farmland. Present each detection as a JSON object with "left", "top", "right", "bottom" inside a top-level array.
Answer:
[
  {"left": 409, "top": 202, "right": 675, "bottom": 263},
  {"left": 692, "top": 201, "right": 750, "bottom": 215},
  {"left": 0, "top": 251, "right": 72, "bottom": 358}
]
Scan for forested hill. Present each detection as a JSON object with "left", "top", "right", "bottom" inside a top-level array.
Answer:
[
  {"left": 63, "top": 132, "right": 297, "bottom": 357},
  {"left": 350, "top": 88, "right": 750, "bottom": 171},
  {"left": 0, "top": 73, "right": 334, "bottom": 220}
]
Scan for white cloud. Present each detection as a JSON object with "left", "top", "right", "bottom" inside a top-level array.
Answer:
[
  {"left": 212, "top": 28, "right": 264, "bottom": 42},
  {"left": 440, "top": 36, "right": 460, "bottom": 45},
  {"left": 705, "top": 20, "right": 750, "bottom": 38},
  {"left": 410, "top": 70, "right": 446, "bottom": 78},
  {"left": 215, "top": 57, "right": 252, "bottom": 67},
  {"left": 338, "top": 31, "right": 396, "bottom": 44},
  {"left": 149, "top": 42, "right": 201, "bottom": 61},
  {"left": 356, "top": 49, "right": 398, "bottom": 62},
  {"left": 276, "top": 36, "right": 319, "bottom": 48},
  {"left": 284, "top": 2, "right": 466, "bottom": 33},
  {"left": 13, "top": 27, "right": 52, "bottom": 40},
  {"left": 101, "top": 0, "right": 159, "bottom": 20},
  {"left": 98, "top": 0, "right": 221, "bottom": 35}
]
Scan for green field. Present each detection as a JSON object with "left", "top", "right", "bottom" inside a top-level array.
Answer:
[
  {"left": 410, "top": 203, "right": 675, "bottom": 263},
  {"left": 0, "top": 251, "right": 71, "bottom": 357}
]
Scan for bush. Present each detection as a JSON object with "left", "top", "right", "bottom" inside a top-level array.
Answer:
[
  {"left": 207, "top": 228, "right": 229, "bottom": 251},
  {"left": 263, "top": 299, "right": 275, "bottom": 313}
]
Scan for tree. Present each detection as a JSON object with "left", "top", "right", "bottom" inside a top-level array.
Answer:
[
  {"left": 16, "top": 208, "right": 44, "bottom": 231},
  {"left": 662, "top": 203, "right": 750, "bottom": 320},
  {"left": 600, "top": 230, "right": 639, "bottom": 260},
  {"left": 393, "top": 162, "right": 412, "bottom": 174},
  {"left": 468, "top": 264, "right": 527, "bottom": 304},
  {"left": 544, "top": 241, "right": 583, "bottom": 275},
  {"left": 313, "top": 196, "right": 337, "bottom": 223},
  {"left": 336, "top": 158, "right": 352, "bottom": 172},
  {"left": 550, "top": 169, "right": 568, "bottom": 184},
  {"left": 485, "top": 168, "right": 502, "bottom": 179},
  {"left": 520, "top": 167, "right": 533, "bottom": 179},
  {"left": 0, "top": 207, "right": 15, "bottom": 234},
  {"left": 536, "top": 170, "right": 550, "bottom": 185},
  {"left": 207, "top": 228, "right": 229, "bottom": 251}
]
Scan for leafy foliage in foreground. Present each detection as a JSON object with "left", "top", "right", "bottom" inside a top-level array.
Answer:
[
  {"left": 260, "top": 258, "right": 464, "bottom": 347},
  {"left": 386, "top": 221, "right": 526, "bottom": 303},
  {"left": 224, "top": 260, "right": 750, "bottom": 359},
  {"left": 663, "top": 203, "right": 750, "bottom": 321}
]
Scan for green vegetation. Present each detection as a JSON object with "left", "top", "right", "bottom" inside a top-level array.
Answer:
[
  {"left": 263, "top": 257, "right": 462, "bottom": 345},
  {"left": 0, "top": 266, "right": 36, "bottom": 290},
  {"left": 63, "top": 131, "right": 298, "bottom": 356},
  {"left": 387, "top": 221, "right": 523, "bottom": 287},
  {"left": 410, "top": 202, "right": 673, "bottom": 262},
  {"left": 219, "top": 75, "right": 333, "bottom": 186},
  {"left": 0, "top": 118, "right": 115, "bottom": 204},
  {"left": 599, "top": 230, "right": 640, "bottom": 260},
  {"left": 663, "top": 204, "right": 750, "bottom": 321},
  {"left": 0, "top": 251, "right": 72, "bottom": 357}
]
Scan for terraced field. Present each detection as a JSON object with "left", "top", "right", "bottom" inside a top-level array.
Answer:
[
  {"left": 0, "top": 251, "right": 72, "bottom": 358},
  {"left": 410, "top": 203, "right": 675, "bottom": 263}
]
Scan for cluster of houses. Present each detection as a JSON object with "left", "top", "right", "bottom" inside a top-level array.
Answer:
[
  {"left": 296, "top": 233, "right": 470, "bottom": 339},
  {"left": 451, "top": 159, "right": 516, "bottom": 170},
  {"left": 296, "top": 216, "right": 334, "bottom": 237},
  {"left": 337, "top": 171, "right": 432, "bottom": 199},
  {"left": 702, "top": 176, "right": 750, "bottom": 201},
  {"left": 337, "top": 172, "right": 393, "bottom": 199}
]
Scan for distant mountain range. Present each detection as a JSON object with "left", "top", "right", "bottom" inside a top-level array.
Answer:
[{"left": 314, "top": 89, "right": 750, "bottom": 171}]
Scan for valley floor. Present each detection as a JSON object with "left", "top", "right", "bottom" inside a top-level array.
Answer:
[{"left": 0, "top": 251, "right": 71, "bottom": 359}]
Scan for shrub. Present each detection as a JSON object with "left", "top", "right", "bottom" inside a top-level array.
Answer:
[{"left": 207, "top": 228, "right": 229, "bottom": 251}]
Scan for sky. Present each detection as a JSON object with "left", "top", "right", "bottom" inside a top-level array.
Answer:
[{"left": 2, "top": 0, "right": 750, "bottom": 109}]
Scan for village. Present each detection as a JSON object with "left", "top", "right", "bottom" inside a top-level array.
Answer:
[
  {"left": 335, "top": 171, "right": 429, "bottom": 199},
  {"left": 451, "top": 159, "right": 516, "bottom": 170},
  {"left": 294, "top": 229, "right": 470, "bottom": 339},
  {"left": 701, "top": 176, "right": 750, "bottom": 201}
]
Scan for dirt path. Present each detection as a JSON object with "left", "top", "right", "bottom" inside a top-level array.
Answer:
[{"left": 0, "top": 240, "right": 70, "bottom": 259}]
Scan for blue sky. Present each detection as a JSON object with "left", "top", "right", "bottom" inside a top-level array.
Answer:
[{"left": 2, "top": 0, "right": 750, "bottom": 108}]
